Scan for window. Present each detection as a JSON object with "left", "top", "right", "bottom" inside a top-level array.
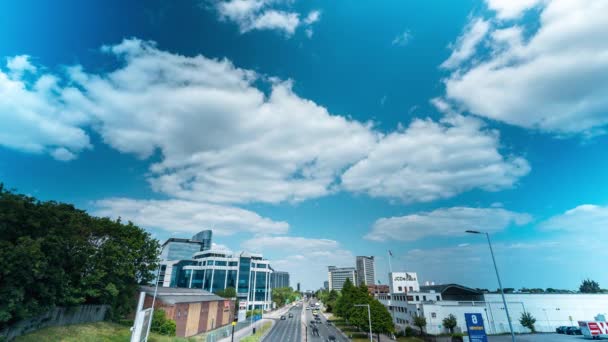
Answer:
[
  {"left": 215, "top": 261, "right": 227, "bottom": 266},
  {"left": 423, "top": 296, "right": 427, "bottom": 301},
  {"left": 407, "top": 296, "right": 414, "bottom": 301},
  {"left": 415, "top": 296, "right": 419, "bottom": 301},
  {"left": 431, "top": 312, "right": 436, "bottom": 318},
  {"left": 436, "top": 296, "right": 440, "bottom": 301},
  {"left": 398, "top": 286, "right": 402, "bottom": 291},
  {"left": 409, "top": 286, "right": 413, "bottom": 291}
]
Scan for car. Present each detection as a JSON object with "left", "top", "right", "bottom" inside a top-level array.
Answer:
[
  {"left": 315, "top": 316, "right": 321, "bottom": 321},
  {"left": 566, "top": 326, "right": 582, "bottom": 335},
  {"left": 306, "top": 307, "right": 311, "bottom": 310},
  {"left": 310, "top": 320, "right": 316, "bottom": 325},
  {"left": 288, "top": 313, "right": 293, "bottom": 318},
  {"left": 326, "top": 321, "right": 332, "bottom": 325},
  {"left": 327, "top": 336, "right": 336, "bottom": 342},
  {"left": 556, "top": 326, "right": 568, "bottom": 334},
  {"left": 280, "top": 315, "right": 286, "bottom": 320}
]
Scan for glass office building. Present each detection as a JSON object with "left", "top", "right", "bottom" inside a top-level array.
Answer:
[
  {"left": 270, "top": 271, "right": 290, "bottom": 289},
  {"left": 191, "top": 230, "right": 213, "bottom": 251}
]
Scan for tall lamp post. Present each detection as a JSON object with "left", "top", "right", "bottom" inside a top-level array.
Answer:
[
  {"left": 354, "top": 304, "right": 372, "bottom": 342},
  {"left": 466, "top": 230, "right": 516, "bottom": 342},
  {"left": 144, "top": 244, "right": 165, "bottom": 341}
]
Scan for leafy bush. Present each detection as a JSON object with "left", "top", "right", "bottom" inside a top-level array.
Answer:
[
  {"left": 117, "top": 318, "right": 134, "bottom": 327},
  {"left": 150, "top": 309, "right": 176, "bottom": 336},
  {"left": 405, "top": 326, "right": 415, "bottom": 337}
]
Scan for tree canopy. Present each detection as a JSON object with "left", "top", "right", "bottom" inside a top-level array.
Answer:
[
  {"left": 0, "top": 185, "right": 159, "bottom": 329},
  {"left": 580, "top": 279, "right": 601, "bottom": 293},
  {"left": 443, "top": 314, "right": 457, "bottom": 334},
  {"left": 271, "top": 287, "right": 299, "bottom": 307},
  {"left": 214, "top": 287, "right": 237, "bottom": 298},
  {"left": 519, "top": 311, "right": 537, "bottom": 333}
]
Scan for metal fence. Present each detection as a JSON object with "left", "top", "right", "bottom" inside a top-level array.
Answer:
[
  {"left": 199, "top": 320, "right": 251, "bottom": 342},
  {"left": 0, "top": 305, "right": 109, "bottom": 341}
]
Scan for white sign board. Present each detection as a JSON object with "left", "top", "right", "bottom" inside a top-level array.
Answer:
[{"left": 130, "top": 308, "right": 153, "bottom": 342}]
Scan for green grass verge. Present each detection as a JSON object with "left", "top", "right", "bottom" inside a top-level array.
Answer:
[
  {"left": 14, "top": 322, "right": 197, "bottom": 342},
  {"left": 240, "top": 321, "right": 272, "bottom": 342}
]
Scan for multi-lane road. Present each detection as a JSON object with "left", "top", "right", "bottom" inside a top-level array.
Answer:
[
  {"left": 303, "top": 303, "right": 349, "bottom": 342},
  {"left": 261, "top": 300, "right": 349, "bottom": 342},
  {"left": 262, "top": 304, "right": 302, "bottom": 342}
]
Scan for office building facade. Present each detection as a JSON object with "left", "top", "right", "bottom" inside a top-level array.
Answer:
[
  {"left": 270, "top": 271, "right": 290, "bottom": 289},
  {"left": 191, "top": 230, "right": 213, "bottom": 251},
  {"left": 356, "top": 256, "right": 375, "bottom": 286},
  {"left": 328, "top": 266, "right": 357, "bottom": 291}
]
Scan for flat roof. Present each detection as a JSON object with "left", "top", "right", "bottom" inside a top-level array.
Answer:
[{"left": 140, "top": 286, "right": 227, "bottom": 304}]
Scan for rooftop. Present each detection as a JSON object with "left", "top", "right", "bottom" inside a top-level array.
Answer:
[{"left": 140, "top": 286, "right": 227, "bottom": 304}]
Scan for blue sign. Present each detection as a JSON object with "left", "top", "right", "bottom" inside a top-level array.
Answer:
[{"left": 465, "top": 313, "right": 488, "bottom": 342}]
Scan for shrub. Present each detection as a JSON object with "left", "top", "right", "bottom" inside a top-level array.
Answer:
[
  {"left": 405, "top": 326, "right": 415, "bottom": 337},
  {"left": 150, "top": 309, "right": 176, "bottom": 336}
]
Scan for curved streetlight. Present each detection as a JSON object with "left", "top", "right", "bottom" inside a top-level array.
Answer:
[{"left": 465, "top": 230, "right": 516, "bottom": 342}]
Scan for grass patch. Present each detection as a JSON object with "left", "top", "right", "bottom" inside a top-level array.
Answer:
[
  {"left": 15, "top": 321, "right": 197, "bottom": 342},
  {"left": 240, "top": 321, "right": 272, "bottom": 342}
]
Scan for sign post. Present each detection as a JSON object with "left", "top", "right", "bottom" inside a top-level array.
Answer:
[{"left": 465, "top": 313, "right": 488, "bottom": 342}]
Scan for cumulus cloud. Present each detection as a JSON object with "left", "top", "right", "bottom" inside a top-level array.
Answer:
[
  {"left": 440, "top": 18, "right": 490, "bottom": 69},
  {"left": 1, "top": 39, "right": 529, "bottom": 205},
  {"left": 367, "top": 207, "right": 532, "bottom": 241},
  {"left": 214, "top": 0, "right": 319, "bottom": 36},
  {"left": 341, "top": 115, "right": 530, "bottom": 203},
  {"left": 442, "top": 0, "right": 608, "bottom": 134},
  {"left": 242, "top": 235, "right": 354, "bottom": 290},
  {"left": 93, "top": 198, "right": 289, "bottom": 236},
  {"left": 0, "top": 57, "right": 91, "bottom": 160},
  {"left": 485, "top": 0, "right": 545, "bottom": 19},
  {"left": 540, "top": 204, "right": 608, "bottom": 233}
]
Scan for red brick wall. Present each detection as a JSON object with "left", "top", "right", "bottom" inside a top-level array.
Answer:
[
  {"left": 198, "top": 302, "right": 209, "bottom": 333},
  {"left": 174, "top": 303, "right": 189, "bottom": 337}
]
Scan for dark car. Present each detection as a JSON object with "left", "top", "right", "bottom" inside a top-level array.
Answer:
[
  {"left": 288, "top": 313, "right": 293, "bottom": 318},
  {"left": 327, "top": 336, "right": 336, "bottom": 342},
  {"left": 556, "top": 326, "right": 568, "bottom": 334},
  {"left": 280, "top": 315, "right": 286, "bottom": 320},
  {"left": 566, "top": 326, "right": 582, "bottom": 335},
  {"left": 326, "top": 321, "right": 332, "bottom": 325},
  {"left": 310, "top": 320, "right": 316, "bottom": 325}
]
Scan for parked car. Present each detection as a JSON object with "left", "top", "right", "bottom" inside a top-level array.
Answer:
[
  {"left": 566, "top": 326, "right": 582, "bottom": 335},
  {"left": 288, "top": 313, "right": 293, "bottom": 318},
  {"left": 556, "top": 326, "right": 569, "bottom": 334},
  {"left": 280, "top": 315, "right": 286, "bottom": 320},
  {"left": 310, "top": 320, "right": 316, "bottom": 325},
  {"left": 327, "top": 336, "right": 336, "bottom": 342}
]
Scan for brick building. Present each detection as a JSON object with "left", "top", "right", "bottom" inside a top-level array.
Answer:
[{"left": 140, "top": 286, "right": 234, "bottom": 337}]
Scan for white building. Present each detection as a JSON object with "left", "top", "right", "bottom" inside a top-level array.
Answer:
[
  {"left": 379, "top": 272, "right": 608, "bottom": 335},
  {"left": 356, "top": 256, "right": 376, "bottom": 286},
  {"left": 328, "top": 266, "right": 357, "bottom": 291},
  {"left": 389, "top": 272, "right": 420, "bottom": 293}
]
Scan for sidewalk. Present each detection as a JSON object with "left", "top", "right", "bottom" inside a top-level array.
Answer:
[{"left": 216, "top": 306, "right": 292, "bottom": 342}]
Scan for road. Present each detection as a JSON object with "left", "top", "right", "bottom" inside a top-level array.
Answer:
[
  {"left": 303, "top": 303, "right": 349, "bottom": 342},
  {"left": 261, "top": 304, "right": 302, "bottom": 342}
]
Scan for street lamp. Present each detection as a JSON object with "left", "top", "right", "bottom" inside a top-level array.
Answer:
[
  {"left": 145, "top": 244, "right": 166, "bottom": 341},
  {"left": 465, "top": 230, "right": 516, "bottom": 342},
  {"left": 354, "top": 304, "right": 372, "bottom": 342}
]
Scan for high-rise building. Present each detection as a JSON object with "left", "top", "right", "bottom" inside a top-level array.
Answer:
[
  {"left": 356, "top": 256, "right": 375, "bottom": 286},
  {"left": 323, "top": 281, "right": 329, "bottom": 290},
  {"left": 270, "top": 271, "right": 290, "bottom": 289},
  {"left": 297, "top": 283, "right": 301, "bottom": 292},
  {"left": 328, "top": 266, "right": 357, "bottom": 291},
  {"left": 191, "top": 230, "right": 213, "bottom": 251}
]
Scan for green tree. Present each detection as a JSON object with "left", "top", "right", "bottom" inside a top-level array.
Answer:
[
  {"left": 272, "top": 287, "right": 298, "bottom": 307},
  {"left": 443, "top": 314, "right": 457, "bottom": 334},
  {"left": 580, "top": 279, "right": 601, "bottom": 293},
  {"left": 369, "top": 299, "right": 394, "bottom": 339},
  {"left": 215, "top": 287, "right": 236, "bottom": 298},
  {"left": 520, "top": 311, "right": 537, "bottom": 333},
  {"left": 0, "top": 185, "right": 159, "bottom": 328},
  {"left": 413, "top": 315, "right": 427, "bottom": 336},
  {"left": 335, "top": 278, "right": 356, "bottom": 320}
]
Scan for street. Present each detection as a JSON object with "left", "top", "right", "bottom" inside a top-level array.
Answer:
[
  {"left": 303, "top": 304, "right": 349, "bottom": 342},
  {"left": 262, "top": 305, "right": 302, "bottom": 342}
]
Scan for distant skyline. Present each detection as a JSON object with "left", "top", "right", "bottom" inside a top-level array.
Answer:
[{"left": 1, "top": 0, "right": 608, "bottom": 291}]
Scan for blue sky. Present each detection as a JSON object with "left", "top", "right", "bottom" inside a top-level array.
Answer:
[{"left": 1, "top": 0, "right": 608, "bottom": 291}]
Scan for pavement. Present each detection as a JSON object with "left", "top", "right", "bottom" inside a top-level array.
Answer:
[
  {"left": 216, "top": 305, "right": 293, "bottom": 342},
  {"left": 261, "top": 304, "right": 302, "bottom": 342},
  {"left": 488, "top": 333, "right": 590, "bottom": 341}
]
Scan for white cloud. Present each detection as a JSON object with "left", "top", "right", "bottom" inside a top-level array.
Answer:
[
  {"left": 242, "top": 235, "right": 354, "bottom": 290},
  {"left": 540, "top": 204, "right": 608, "bottom": 233},
  {"left": 2, "top": 39, "right": 528, "bottom": 205},
  {"left": 93, "top": 198, "right": 289, "bottom": 236},
  {"left": 0, "top": 58, "right": 91, "bottom": 160},
  {"left": 214, "top": 0, "right": 318, "bottom": 36},
  {"left": 304, "top": 10, "right": 321, "bottom": 25},
  {"left": 485, "top": 0, "right": 545, "bottom": 19},
  {"left": 341, "top": 115, "right": 530, "bottom": 203},
  {"left": 443, "top": 0, "right": 608, "bottom": 134},
  {"left": 392, "top": 30, "right": 412, "bottom": 47},
  {"left": 67, "top": 39, "right": 378, "bottom": 204},
  {"left": 367, "top": 207, "right": 532, "bottom": 241},
  {"left": 440, "top": 18, "right": 490, "bottom": 69},
  {"left": 50, "top": 147, "right": 77, "bottom": 161}
]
